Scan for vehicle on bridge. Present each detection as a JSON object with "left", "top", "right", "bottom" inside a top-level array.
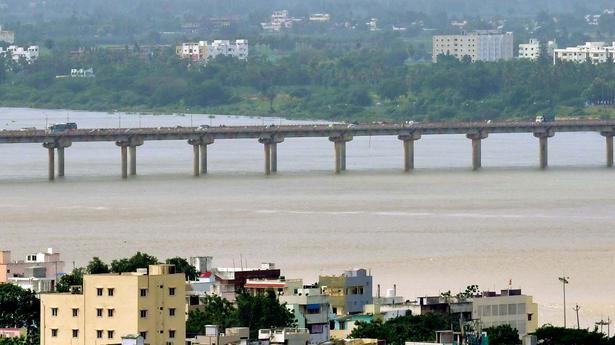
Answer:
[{"left": 48, "top": 122, "right": 78, "bottom": 133}]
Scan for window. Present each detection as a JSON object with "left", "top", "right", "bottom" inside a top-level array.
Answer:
[
  {"left": 528, "top": 313, "right": 533, "bottom": 321},
  {"left": 140, "top": 331, "right": 147, "bottom": 340},
  {"left": 108, "top": 330, "right": 114, "bottom": 339},
  {"left": 96, "top": 330, "right": 103, "bottom": 339},
  {"left": 140, "top": 310, "right": 148, "bottom": 318},
  {"left": 72, "top": 329, "right": 79, "bottom": 338},
  {"left": 169, "top": 308, "right": 176, "bottom": 316},
  {"left": 51, "top": 329, "right": 58, "bottom": 337},
  {"left": 108, "top": 288, "right": 114, "bottom": 296},
  {"left": 169, "top": 330, "right": 176, "bottom": 338},
  {"left": 97, "top": 288, "right": 103, "bottom": 296},
  {"left": 51, "top": 308, "right": 58, "bottom": 316},
  {"left": 72, "top": 308, "right": 79, "bottom": 317},
  {"left": 108, "top": 309, "right": 115, "bottom": 317},
  {"left": 140, "top": 288, "right": 148, "bottom": 297},
  {"left": 96, "top": 308, "right": 103, "bottom": 317},
  {"left": 169, "top": 287, "right": 176, "bottom": 296}
]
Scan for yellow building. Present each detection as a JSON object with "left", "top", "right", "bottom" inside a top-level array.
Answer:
[
  {"left": 472, "top": 289, "right": 538, "bottom": 337},
  {"left": 40, "top": 264, "right": 185, "bottom": 345}
]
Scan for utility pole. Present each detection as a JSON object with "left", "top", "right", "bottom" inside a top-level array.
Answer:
[
  {"left": 573, "top": 305, "right": 581, "bottom": 329},
  {"left": 596, "top": 318, "right": 610, "bottom": 334},
  {"left": 559, "top": 276, "right": 570, "bottom": 328}
]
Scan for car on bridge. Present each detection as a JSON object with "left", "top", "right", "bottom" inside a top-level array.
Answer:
[{"left": 48, "top": 122, "right": 78, "bottom": 133}]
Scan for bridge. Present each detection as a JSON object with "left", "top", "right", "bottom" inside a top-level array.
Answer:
[{"left": 1, "top": 120, "right": 615, "bottom": 180}]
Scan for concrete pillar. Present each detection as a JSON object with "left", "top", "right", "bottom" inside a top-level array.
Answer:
[
  {"left": 200, "top": 144, "right": 208, "bottom": 174},
  {"left": 259, "top": 136, "right": 283, "bottom": 175},
  {"left": 329, "top": 134, "right": 353, "bottom": 174},
  {"left": 602, "top": 132, "right": 614, "bottom": 168},
  {"left": 398, "top": 132, "right": 421, "bottom": 172},
  {"left": 534, "top": 130, "right": 554, "bottom": 169},
  {"left": 129, "top": 146, "right": 137, "bottom": 176},
  {"left": 192, "top": 144, "right": 200, "bottom": 177},
  {"left": 57, "top": 147, "right": 65, "bottom": 177},
  {"left": 341, "top": 142, "right": 347, "bottom": 171},
  {"left": 466, "top": 132, "right": 488, "bottom": 171},
  {"left": 271, "top": 143, "right": 278, "bottom": 173},
  {"left": 120, "top": 146, "right": 128, "bottom": 179},
  {"left": 264, "top": 143, "right": 271, "bottom": 175},
  {"left": 43, "top": 143, "right": 56, "bottom": 181}
]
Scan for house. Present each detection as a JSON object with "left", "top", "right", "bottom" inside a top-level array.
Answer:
[
  {"left": 0, "top": 248, "right": 64, "bottom": 293},
  {"left": 319, "top": 269, "right": 373, "bottom": 316}
]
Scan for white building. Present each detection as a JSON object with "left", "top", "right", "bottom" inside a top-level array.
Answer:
[
  {"left": 432, "top": 30, "right": 514, "bottom": 63},
  {"left": 518, "top": 39, "right": 557, "bottom": 60},
  {"left": 0, "top": 248, "right": 64, "bottom": 293},
  {"left": 279, "top": 284, "right": 333, "bottom": 344},
  {"left": 261, "top": 10, "right": 299, "bottom": 32},
  {"left": 472, "top": 289, "right": 538, "bottom": 337},
  {"left": 0, "top": 45, "right": 39, "bottom": 63},
  {"left": 309, "top": 14, "right": 331, "bottom": 22},
  {"left": 554, "top": 42, "right": 615, "bottom": 64},
  {"left": 366, "top": 18, "right": 378, "bottom": 31},
  {"left": 0, "top": 26, "right": 14, "bottom": 44},
  {"left": 176, "top": 40, "right": 248, "bottom": 63},
  {"left": 70, "top": 68, "right": 95, "bottom": 78}
]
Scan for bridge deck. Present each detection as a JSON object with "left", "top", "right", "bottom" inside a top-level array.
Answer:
[{"left": 1, "top": 120, "right": 615, "bottom": 144}]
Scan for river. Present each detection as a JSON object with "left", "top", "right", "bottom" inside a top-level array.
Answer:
[{"left": 1, "top": 108, "right": 614, "bottom": 329}]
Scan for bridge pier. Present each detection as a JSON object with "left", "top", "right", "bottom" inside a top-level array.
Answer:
[
  {"left": 43, "top": 142, "right": 56, "bottom": 181},
  {"left": 534, "top": 130, "right": 555, "bottom": 169},
  {"left": 259, "top": 136, "right": 284, "bottom": 175},
  {"left": 188, "top": 136, "right": 215, "bottom": 177},
  {"left": 329, "top": 134, "right": 353, "bottom": 174},
  {"left": 116, "top": 137, "right": 143, "bottom": 179},
  {"left": 601, "top": 132, "right": 614, "bottom": 167},
  {"left": 466, "top": 131, "right": 488, "bottom": 171},
  {"left": 398, "top": 132, "right": 421, "bottom": 172},
  {"left": 43, "top": 138, "right": 71, "bottom": 181}
]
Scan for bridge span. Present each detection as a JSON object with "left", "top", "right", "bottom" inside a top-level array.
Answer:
[{"left": 1, "top": 120, "right": 614, "bottom": 180}]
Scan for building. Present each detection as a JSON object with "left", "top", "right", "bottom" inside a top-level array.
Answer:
[
  {"left": 432, "top": 30, "right": 514, "bottom": 63},
  {"left": 261, "top": 10, "right": 300, "bottom": 32},
  {"left": 366, "top": 18, "right": 378, "bottom": 32},
  {"left": 190, "top": 326, "right": 249, "bottom": 345},
  {"left": 519, "top": 39, "right": 557, "bottom": 60},
  {"left": 0, "top": 45, "right": 39, "bottom": 63},
  {"left": 258, "top": 328, "right": 309, "bottom": 345},
  {"left": 472, "top": 289, "right": 538, "bottom": 337},
  {"left": 1, "top": 248, "right": 64, "bottom": 293},
  {"left": 319, "top": 269, "right": 373, "bottom": 316},
  {"left": 0, "top": 328, "right": 26, "bottom": 338},
  {"left": 176, "top": 41, "right": 209, "bottom": 63},
  {"left": 176, "top": 40, "right": 248, "bottom": 63},
  {"left": 0, "top": 26, "right": 15, "bottom": 44},
  {"left": 70, "top": 68, "right": 95, "bottom": 78},
  {"left": 279, "top": 283, "right": 333, "bottom": 344},
  {"left": 553, "top": 42, "right": 615, "bottom": 64},
  {"left": 40, "top": 264, "right": 186, "bottom": 345},
  {"left": 309, "top": 14, "right": 331, "bottom": 22},
  {"left": 212, "top": 263, "right": 280, "bottom": 302}
]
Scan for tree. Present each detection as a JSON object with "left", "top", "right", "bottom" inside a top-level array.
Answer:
[
  {"left": 534, "top": 325, "right": 613, "bottom": 345},
  {"left": 350, "top": 314, "right": 449, "bottom": 345},
  {"left": 110, "top": 252, "right": 159, "bottom": 273},
  {"left": 166, "top": 257, "right": 198, "bottom": 280},
  {"left": 235, "top": 290, "right": 296, "bottom": 338},
  {"left": 86, "top": 257, "right": 110, "bottom": 274},
  {"left": 0, "top": 284, "right": 39, "bottom": 344},
  {"left": 484, "top": 324, "right": 521, "bottom": 345},
  {"left": 55, "top": 268, "right": 84, "bottom": 293},
  {"left": 186, "top": 295, "right": 238, "bottom": 335}
]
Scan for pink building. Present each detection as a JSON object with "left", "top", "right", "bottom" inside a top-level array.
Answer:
[
  {"left": 0, "top": 248, "right": 64, "bottom": 292},
  {"left": 0, "top": 328, "right": 26, "bottom": 338}
]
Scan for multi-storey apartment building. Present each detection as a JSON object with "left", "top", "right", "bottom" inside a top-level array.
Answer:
[
  {"left": 472, "top": 289, "right": 538, "bottom": 337},
  {"left": 0, "top": 26, "right": 15, "bottom": 44},
  {"left": 554, "top": 42, "right": 615, "bottom": 64},
  {"left": 518, "top": 39, "right": 558, "bottom": 60},
  {"left": 40, "top": 264, "right": 185, "bottom": 345},
  {"left": 319, "top": 269, "right": 372, "bottom": 316},
  {"left": 176, "top": 40, "right": 248, "bottom": 63},
  {"left": 432, "top": 30, "right": 514, "bottom": 63}
]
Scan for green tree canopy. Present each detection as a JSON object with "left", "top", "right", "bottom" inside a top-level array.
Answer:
[
  {"left": 55, "top": 268, "right": 84, "bottom": 293},
  {"left": 0, "top": 284, "right": 39, "bottom": 344},
  {"left": 236, "top": 290, "right": 296, "bottom": 338},
  {"left": 534, "top": 325, "right": 615, "bottom": 345},
  {"left": 186, "top": 295, "right": 238, "bottom": 335},
  {"left": 86, "top": 257, "right": 110, "bottom": 274},
  {"left": 484, "top": 324, "right": 521, "bottom": 345},
  {"left": 350, "top": 314, "right": 449, "bottom": 344},
  {"left": 110, "top": 252, "right": 159, "bottom": 273},
  {"left": 166, "top": 257, "right": 198, "bottom": 280}
]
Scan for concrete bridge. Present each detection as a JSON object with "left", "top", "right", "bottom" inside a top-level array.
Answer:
[{"left": 1, "top": 120, "right": 615, "bottom": 180}]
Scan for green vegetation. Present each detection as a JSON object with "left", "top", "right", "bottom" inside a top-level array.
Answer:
[
  {"left": 0, "top": 284, "right": 39, "bottom": 345},
  {"left": 483, "top": 325, "right": 521, "bottom": 345},
  {"left": 349, "top": 314, "right": 449, "bottom": 344},
  {"left": 186, "top": 290, "right": 296, "bottom": 338},
  {"left": 534, "top": 325, "right": 615, "bottom": 344}
]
